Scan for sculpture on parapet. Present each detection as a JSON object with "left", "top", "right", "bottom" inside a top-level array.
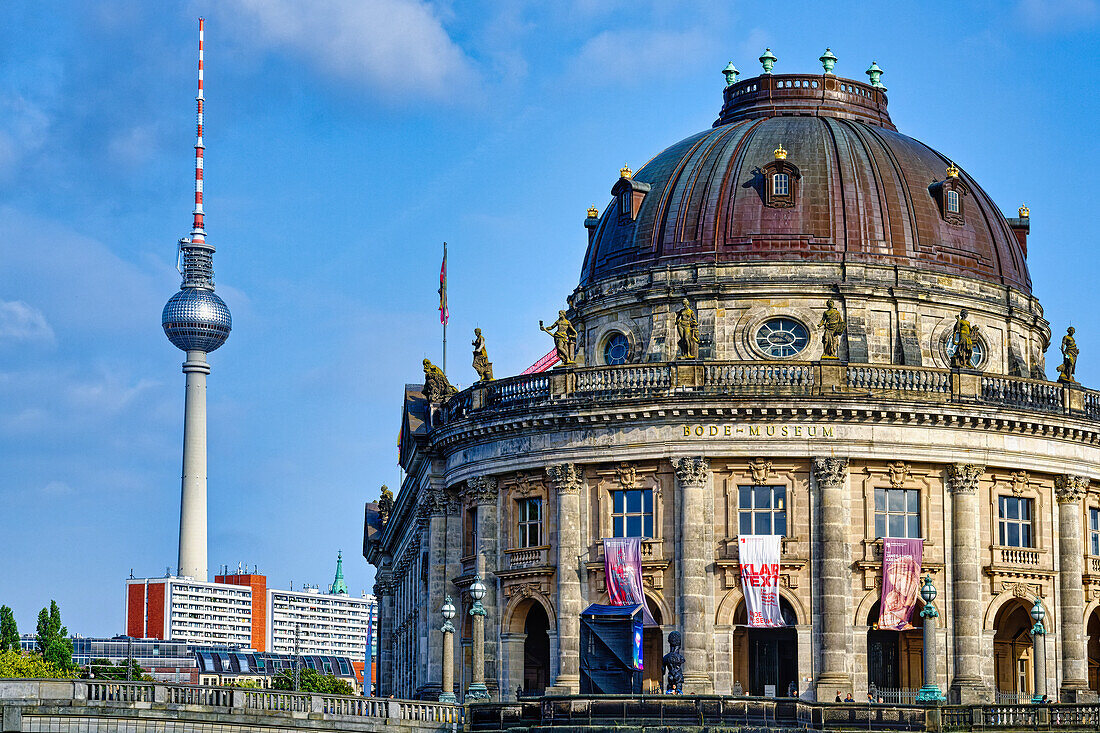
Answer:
[
  {"left": 423, "top": 358, "right": 458, "bottom": 403},
  {"left": 662, "top": 630, "right": 685, "bottom": 694},
  {"left": 471, "top": 328, "right": 494, "bottom": 382},
  {"left": 1058, "top": 327, "right": 1078, "bottom": 384},
  {"left": 378, "top": 485, "right": 394, "bottom": 526},
  {"left": 950, "top": 309, "right": 980, "bottom": 369},
  {"left": 676, "top": 299, "right": 700, "bottom": 359},
  {"left": 818, "top": 299, "right": 846, "bottom": 359},
  {"left": 540, "top": 310, "right": 577, "bottom": 366}
]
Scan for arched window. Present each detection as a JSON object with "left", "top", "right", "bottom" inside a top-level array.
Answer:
[
  {"left": 946, "top": 190, "right": 960, "bottom": 214},
  {"left": 603, "top": 332, "right": 630, "bottom": 365},
  {"left": 772, "top": 173, "right": 789, "bottom": 196}
]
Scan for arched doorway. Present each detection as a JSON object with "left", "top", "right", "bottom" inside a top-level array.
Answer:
[
  {"left": 1086, "top": 607, "right": 1099, "bottom": 694},
  {"left": 642, "top": 598, "right": 664, "bottom": 694},
  {"left": 866, "top": 601, "right": 924, "bottom": 691},
  {"left": 522, "top": 602, "right": 550, "bottom": 695},
  {"left": 731, "top": 598, "right": 798, "bottom": 697},
  {"left": 993, "top": 600, "right": 1034, "bottom": 696}
]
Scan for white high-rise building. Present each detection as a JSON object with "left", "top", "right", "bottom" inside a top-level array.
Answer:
[{"left": 126, "top": 577, "right": 252, "bottom": 646}]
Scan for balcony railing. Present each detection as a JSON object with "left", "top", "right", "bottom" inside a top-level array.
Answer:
[
  {"left": 504, "top": 545, "right": 549, "bottom": 569},
  {"left": 995, "top": 546, "right": 1041, "bottom": 567},
  {"left": 434, "top": 361, "right": 1096, "bottom": 426}
]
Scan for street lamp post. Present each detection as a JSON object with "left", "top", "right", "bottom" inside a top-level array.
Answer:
[
  {"left": 440, "top": 596, "right": 457, "bottom": 703},
  {"left": 915, "top": 575, "right": 945, "bottom": 703},
  {"left": 465, "top": 575, "right": 490, "bottom": 701},
  {"left": 1030, "top": 598, "right": 1047, "bottom": 704}
]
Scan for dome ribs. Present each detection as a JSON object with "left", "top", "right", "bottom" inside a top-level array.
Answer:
[
  {"left": 675, "top": 124, "right": 746, "bottom": 258},
  {"left": 713, "top": 120, "right": 764, "bottom": 253},
  {"left": 844, "top": 119, "right": 919, "bottom": 264}
]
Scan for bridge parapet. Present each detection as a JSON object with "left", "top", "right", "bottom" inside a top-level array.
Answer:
[{"left": 1, "top": 680, "right": 460, "bottom": 733}]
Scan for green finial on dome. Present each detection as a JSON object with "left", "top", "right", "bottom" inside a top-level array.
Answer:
[
  {"left": 819, "top": 48, "right": 838, "bottom": 74},
  {"left": 329, "top": 550, "right": 348, "bottom": 595},
  {"left": 866, "top": 61, "right": 885, "bottom": 88},
  {"left": 722, "top": 61, "right": 740, "bottom": 87},
  {"left": 759, "top": 48, "right": 777, "bottom": 74}
]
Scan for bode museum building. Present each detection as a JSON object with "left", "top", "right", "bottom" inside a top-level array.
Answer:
[{"left": 365, "top": 53, "right": 1100, "bottom": 704}]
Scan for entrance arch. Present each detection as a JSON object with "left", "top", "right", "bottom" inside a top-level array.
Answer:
[
  {"left": 506, "top": 598, "right": 551, "bottom": 696},
  {"left": 641, "top": 597, "right": 664, "bottom": 694},
  {"left": 866, "top": 601, "right": 924, "bottom": 692},
  {"left": 993, "top": 600, "right": 1034, "bottom": 696},
  {"left": 731, "top": 598, "right": 798, "bottom": 697},
  {"left": 1086, "top": 606, "right": 1100, "bottom": 694}
]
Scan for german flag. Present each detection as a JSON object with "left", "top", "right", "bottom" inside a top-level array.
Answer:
[{"left": 438, "top": 242, "right": 448, "bottom": 325}]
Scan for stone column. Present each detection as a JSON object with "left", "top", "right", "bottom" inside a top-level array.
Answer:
[
  {"left": 467, "top": 596, "right": 489, "bottom": 700},
  {"left": 440, "top": 607, "right": 456, "bottom": 703},
  {"left": 946, "top": 463, "right": 985, "bottom": 703},
  {"left": 423, "top": 483, "right": 450, "bottom": 700},
  {"left": 812, "top": 457, "right": 852, "bottom": 699},
  {"left": 546, "top": 463, "right": 584, "bottom": 694},
  {"left": 501, "top": 632, "right": 527, "bottom": 700},
  {"left": 443, "top": 490, "right": 464, "bottom": 693},
  {"left": 672, "top": 456, "right": 715, "bottom": 694},
  {"left": 1032, "top": 611, "right": 1047, "bottom": 703},
  {"left": 467, "top": 476, "right": 499, "bottom": 698},
  {"left": 373, "top": 568, "right": 394, "bottom": 697},
  {"left": 1055, "top": 474, "right": 1090, "bottom": 700}
]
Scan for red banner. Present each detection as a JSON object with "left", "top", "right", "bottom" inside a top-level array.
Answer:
[
  {"left": 603, "top": 537, "right": 657, "bottom": 626},
  {"left": 878, "top": 537, "right": 923, "bottom": 630}
]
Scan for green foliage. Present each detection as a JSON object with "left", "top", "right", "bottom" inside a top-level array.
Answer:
[
  {"left": 271, "top": 667, "right": 355, "bottom": 695},
  {"left": 225, "top": 679, "right": 264, "bottom": 689},
  {"left": 0, "top": 650, "right": 78, "bottom": 679},
  {"left": 81, "top": 657, "right": 152, "bottom": 681},
  {"left": 0, "top": 606, "right": 18, "bottom": 652},
  {"left": 35, "top": 600, "right": 74, "bottom": 671}
]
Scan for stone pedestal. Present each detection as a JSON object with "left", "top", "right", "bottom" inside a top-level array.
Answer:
[
  {"left": 440, "top": 625, "right": 456, "bottom": 703},
  {"left": 946, "top": 463, "right": 986, "bottom": 703},
  {"left": 1055, "top": 475, "right": 1090, "bottom": 701},
  {"left": 672, "top": 456, "right": 715, "bottom": 694},
  {"left": 812, "top": 457, "right": 852, "bottom": 699},
  {"left": 466, "top": 476, "right": 500, "bottom": 698},
  {"left": 547, "top": 464, "right": 584, "bottom": 694},
  {"left": 501, "top": 632, "right": 527, "bottom": 701}
]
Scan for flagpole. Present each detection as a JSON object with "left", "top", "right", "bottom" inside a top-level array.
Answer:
[{"left": 442, "top": 241, "right": 447, "bottom": 375}]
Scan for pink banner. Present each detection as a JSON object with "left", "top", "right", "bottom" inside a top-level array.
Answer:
[
  {"left": 603, "top": 537, "right": 657, "bottom": 626},
  {"left": 878, "top": 537, "right": 923, "bottom": 630},
  {"left": 738, "top": 535, "right": 784, "bottom": 627}
]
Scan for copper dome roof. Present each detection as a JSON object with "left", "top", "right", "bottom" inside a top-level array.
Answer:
[{"left": 580, "top": 73, "right": 1031, "bottom": 292}]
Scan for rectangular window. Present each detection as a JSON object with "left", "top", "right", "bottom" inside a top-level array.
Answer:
[
  {"left": 773, "top": 173, "right": 789, "bottom": 196},
  {"left": 517, "top": 497, "right": 542, "bottom": 548},
  {"left": 947, "top": 190, "right": 960, "bottom": 214},
  {"left": 874, "top": 488, "right": 921, "bottom": 538},
  {"left": 464, "top": 506, "right": 477, "bottom": 555},
  {"left": 737, "top": 485, "right": 786, "bottom": 536},
  {"left": 611, "top": 488, "right": 653, "bottom": 538},
  {"left": 998, "top": 496, "right": 1034, "bottom": 547},
  {"left": 1090, "top": 507, "right": 1100, "bottom": 556}
]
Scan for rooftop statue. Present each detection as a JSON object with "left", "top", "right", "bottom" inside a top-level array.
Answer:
[
  {"left": 818, "top": 299, "right": 846, "bottom": 359},
  {"left": 423, "top": 358, "right": 458, "bottom": 403},
  {"left": 676, "top": 299, "right": 700, "bottom": 359},
  {"left": 950, "top": 309, "right": 980, "bottom": 370},
  {"left": 472, "top": 328, "right": 494, "bottom": 382},
  {"left": 1058, "top": 327, "right": 1078, "bottom": 384},
  {"left": 378, "top": 485, "right": 394, "bottom": 525},
  {"left": 540, "top": 310, "right": 578, "bottom": 366}
]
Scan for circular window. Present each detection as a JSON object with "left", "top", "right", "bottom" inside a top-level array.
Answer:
[
  {"left": 603, "top": 332, "right": 630, "bottom": 365},
  {"left": 945, "top": 337, "right": 984, "bottom": 368},
  {"left": 755, "top": 318, "right": 810, "bottom": 359}
]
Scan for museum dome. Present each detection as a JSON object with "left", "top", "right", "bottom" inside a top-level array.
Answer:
[{"left": 580, "top": 70, "right": 1031, "bottom": 292}]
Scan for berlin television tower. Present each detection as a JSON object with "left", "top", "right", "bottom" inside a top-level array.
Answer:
[{"left": 161, "top": 18, "right": 231, "bottom": 581}]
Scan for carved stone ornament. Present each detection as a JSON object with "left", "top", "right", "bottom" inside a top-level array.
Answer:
[
  {"left": 546, "top": 463, "right": 583, "bottom": 494},
  {"left": 514, "top": 473, "right": 541, "bottom": 496},
  {"left": 464, "top": 475, "right": 498, "bottom": 505},
  {"left": 886, "top": 461, "right": 911, "bottom": 489},
  {"left": 748, "top": 458, "right": 774, "bottom": 484},
  {"left": 1009, "top": 471, "right": 1030, "bottom": 496},
  {"left": 811, "top": 457, "right": 849, "bottom": 489},
  {"left": 1054, "top": 474, "right": 1089, "bottom": 504},
  {"left": 672, "top": 456, "right": 710, "bottom": 487},
  {"left": 422, "top": 358, "right": 458, "bottom": 403},
  {"left": 615, "top": 462, "right": 638, "bottom": 491},
  {"left": 946, "top": 463, "right": 984, "bottom": 495}
]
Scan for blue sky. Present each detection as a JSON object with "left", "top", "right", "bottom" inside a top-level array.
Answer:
[{"left": 1, "top": 0, "right": 1099, "bottom": 636}]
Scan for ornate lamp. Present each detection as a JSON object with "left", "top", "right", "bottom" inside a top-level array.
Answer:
[
  {"left": 470, "top": 575, "right": 487, "bottom": 602},
  {"left": 866, "top": 61, "right": 885, "bottom": 88},
  {"left": 722, "top": 61, "right": 740, "bottom": 87},
  {"left": 819, "top": 48, "right": 838, "bottom": 74},
  {"left": 439, "top": 596, "right": 457, "bottom": 703},
  {"left": 915, "top": 575, "right": 945, "bottom": 703},
  {"left": 1029, "top": 598, "right": 1047, "bottom": 703},
  {"left": 759, "top": 48, "right": 777, "bottom": 74},
  {"left": 466, "top": 575, "right": 490, "bottom": 701}
]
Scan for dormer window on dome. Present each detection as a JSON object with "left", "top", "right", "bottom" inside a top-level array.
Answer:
[
  {"left": 929, "top": 162, "right": 969, "bottom": 227},
  {"left": 761, "top": 144, "right": 800, "bottom": 209},
  {"left": 611, "top": 165, "right": 652, "bottom": 221}
]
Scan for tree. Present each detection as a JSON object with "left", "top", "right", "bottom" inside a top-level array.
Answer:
[
  {"left": 271, "top": 667, "right": 355, "bottom": 695},
  {"left": 81, "top": 658, "right": 152, "bottom": 681},
  {"left": 35, "top": 600, "right": 73, "bottom": 671},
  {"left": 0, "top": 650, "right": 78, "bottom": 679},
  {"left": 0, "top": 606, "right": 18, "bottom": 652}
]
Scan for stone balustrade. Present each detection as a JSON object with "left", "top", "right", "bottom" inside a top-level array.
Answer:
[
  {"left": 504, "top": 546, "right": 548, "bottom": 569},
  {"left": 436, "top": 361, "right": 1098, "bottom": 426},
  {"left": 995, "top": 546, "right": 1042, "bottom": 567}
]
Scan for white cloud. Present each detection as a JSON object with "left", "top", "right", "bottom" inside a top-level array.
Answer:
[
  {"left": 0, "top": 300, "right": 55, "bottom": 344},
  {"left": 1017, "top": 0, "right": 1098, "bottom": 29},
  {"left": 568, "top": 28, "right": 717, "bottom": 86},
  {"left": 228, "top": 0, "right": 478, "bottom": 101}
]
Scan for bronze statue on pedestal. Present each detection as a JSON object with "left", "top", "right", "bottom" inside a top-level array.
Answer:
[
  {"left": 471, "top": 328, "right": 494, "bottom": 382},
  {"left": 950, "top": 309, "right": 980, "bottom": 369},
  {"left": 1057, "top": 327, "right": 1078, "bottom": 384},
  {"left": 423, "top": 358, "right": 458, "bottom": 403},
  {"left": 818, "top": 299, "right": 846, "bottom": 359},
  {"left": 540, "top": 311, "right": 577, "bottom": 365},
  {"left": 676, "top": 299, "right": 700, "bottom": 359}
]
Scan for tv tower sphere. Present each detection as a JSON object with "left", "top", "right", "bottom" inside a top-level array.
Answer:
[{"left": 162, "top": 288, "right": 232, "bottom": 352}]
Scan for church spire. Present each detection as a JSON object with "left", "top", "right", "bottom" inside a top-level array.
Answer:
[{"left": 329, "top": 551, "right": 348, "bottom": 595}]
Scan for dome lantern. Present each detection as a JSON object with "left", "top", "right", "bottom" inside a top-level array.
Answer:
[
  {"left": 722, "top": 61, "right": 740, "bottom": 87},
  {"left": 759, "top": 48, "right": 777, "bottom": 74},
  {"left": 819, "top": 48, "right": 838, "bottom": 74},
  {"left": 866, "top": 60, "right": 885, "bottom": 88}
]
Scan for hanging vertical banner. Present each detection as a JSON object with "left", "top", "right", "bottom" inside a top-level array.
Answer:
[
  {"left": 738, "top": 535, "right": 784, "bottom": 627},
  {"left": 878, "top": 537, "right": 923, "bottom": 630},
  {"left": 602, "top": 537, "right": 657, "bottom": 626}
]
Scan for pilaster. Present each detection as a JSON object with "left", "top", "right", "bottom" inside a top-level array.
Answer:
[
  {"left": 812, "top": 456, "right": 851, "bottom": 698},
  {"left": 465, "top": 475, "right": 499, "bottom": 698},
  {"left": 672, "top": 456, "right": 715, "bottom": 694},
  {"left": 546, "top": 463, "right": 584, "bottom": 694},
  {"left": 1054, "top": 474, "right": 1091, "bottom": 700},
  {"left": 946, "top": 463, "right": 987, "bottom": 703},
  {"left": 424, "top": 481, "right": 457, "bottom": 700}
]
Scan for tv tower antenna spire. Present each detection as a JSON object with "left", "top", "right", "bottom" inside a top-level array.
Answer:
[{"left": 162, "top": 17, "right": 232, "bottom": 582}]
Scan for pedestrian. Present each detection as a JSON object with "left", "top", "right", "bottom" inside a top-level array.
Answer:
[{"left": 834, "top": 691, "right": 842, "bottom": 702}]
